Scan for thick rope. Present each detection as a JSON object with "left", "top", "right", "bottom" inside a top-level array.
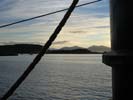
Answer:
[{"left": 0, "top": 0, "right": 79, "bottom": 100}]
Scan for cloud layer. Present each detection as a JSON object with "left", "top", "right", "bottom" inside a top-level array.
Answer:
[{"left": 0, "top": 0, "right": 110, "bottom": 48}]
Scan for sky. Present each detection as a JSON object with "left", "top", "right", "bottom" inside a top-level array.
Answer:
[{"left": 0, "top": 0, "right": 110, "bottom": 48}]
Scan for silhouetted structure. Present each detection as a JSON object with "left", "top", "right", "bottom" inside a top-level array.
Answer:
[{"left": 103, "top": 0, "right": 133, "bottom": 100}]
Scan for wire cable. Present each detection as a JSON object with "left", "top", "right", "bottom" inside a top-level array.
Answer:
[
  {"left": 0, "top": 0, "right": 102, "bottom": 28},
  {"left": 0, "top": 0, "right": 79, "bottom": 100}
]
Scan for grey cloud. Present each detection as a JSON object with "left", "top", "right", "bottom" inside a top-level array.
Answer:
[
  {"left": 53, "top": 41, "right": 68, "bottom": 45},
  {"left": 69, "top": 30, "right": 87, "bottom": 34},
  {"left": 0, "top": 0, "right": 17, "bottom": 12},
  {"left": 95, "top": 25, "right": 110, "bottom": 29}
]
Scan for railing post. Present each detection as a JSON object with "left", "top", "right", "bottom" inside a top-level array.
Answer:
[{"left": 102, "top": 0, "right": 133, "bottom": 100}]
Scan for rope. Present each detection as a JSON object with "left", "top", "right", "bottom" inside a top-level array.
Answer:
[
  {"left": 0, "top": 0, "right": 102, "bottom": 28},
  {"left": 0, "top": 0, "right": 79, "bottom": 100}
]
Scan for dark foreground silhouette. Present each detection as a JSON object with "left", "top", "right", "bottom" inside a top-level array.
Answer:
[{"left": 0, "top": 44, "right": 106, "bottom": 56}]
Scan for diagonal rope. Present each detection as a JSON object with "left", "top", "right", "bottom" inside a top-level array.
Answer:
[
  {"left": 0, "top": 0, "right": 79, "bottom": 100},
  {"left": 0, "top": 0, "right": 102, "bottom": 28}
]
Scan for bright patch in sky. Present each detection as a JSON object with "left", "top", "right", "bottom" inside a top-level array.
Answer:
[{"left": 0, "top": 0, "right": 110, "bottom": 48}]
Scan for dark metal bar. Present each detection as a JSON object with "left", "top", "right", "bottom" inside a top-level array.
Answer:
[{"left": 103, "top": 0, "right": 133, "bottom": 100}]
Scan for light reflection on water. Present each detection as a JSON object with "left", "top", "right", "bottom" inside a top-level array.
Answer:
[{"left": 0, "top": 54, "right": 112, "bottom": 100}]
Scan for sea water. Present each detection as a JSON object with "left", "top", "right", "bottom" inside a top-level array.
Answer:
[{"left": 0, "top": 54, "right": 112, "bottom": 100}]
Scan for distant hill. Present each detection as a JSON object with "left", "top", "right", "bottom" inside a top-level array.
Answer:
[
  {"left": 88, "top": 45, "right": 110, "bottom": 53},
  {"left": 0, "top": 44, "right": 109, "bottom": 56},
  {"left": 60, "top": 46, "right": 85, "bottom": 50},
  {"left": 0, "top": 44, "right": 42, "bottom": 56},
  {"left": 60, "top": 45, "right": 110, "bottom": 53},
  {"left": 48, "top": 48, "right": 93, "bottom": 54}
]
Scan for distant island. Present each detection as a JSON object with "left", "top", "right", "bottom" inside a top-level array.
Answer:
[{"left": 0, "top": 44, "right": 110, "bottom": 56}]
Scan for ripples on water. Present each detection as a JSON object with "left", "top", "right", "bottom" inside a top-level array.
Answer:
[{"left": 0, "top": 54, "right": 112, "bottom": 100}]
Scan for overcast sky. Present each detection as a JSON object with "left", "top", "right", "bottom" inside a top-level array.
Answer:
[{"left": 0, "top": 0, "right": 110, "bottom": 48}]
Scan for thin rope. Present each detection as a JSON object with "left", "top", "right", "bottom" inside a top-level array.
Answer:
[
  {"left": 0, "top": 0, "right": 102, "bottom": 28},
  {"left": 0, "top": 0, "right": 79, "bottom": 100}
]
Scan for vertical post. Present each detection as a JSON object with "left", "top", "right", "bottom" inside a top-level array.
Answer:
[{"left": 103, "top": 0, "right": 133, "bottom": 100}]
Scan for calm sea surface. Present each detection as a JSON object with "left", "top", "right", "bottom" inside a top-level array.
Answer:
[{"left": 0, "top": 54, "right": 112, "bottom": 100}]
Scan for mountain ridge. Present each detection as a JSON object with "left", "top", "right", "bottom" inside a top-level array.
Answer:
[{"left": 0, "top": 44, "right": 110, "bottom": 56}]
